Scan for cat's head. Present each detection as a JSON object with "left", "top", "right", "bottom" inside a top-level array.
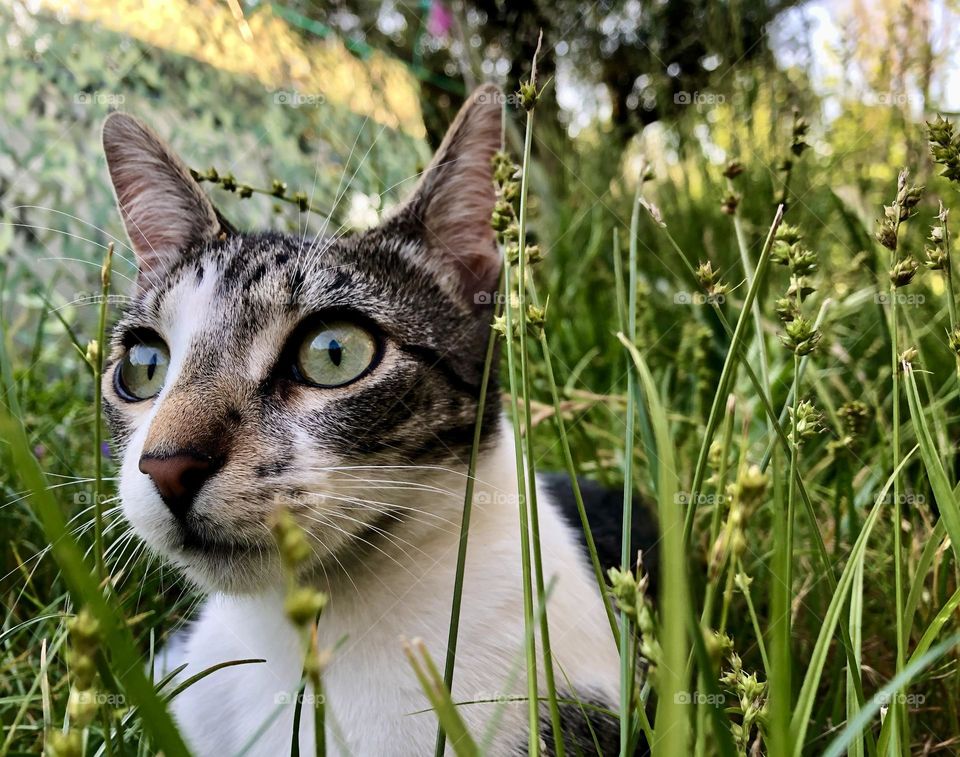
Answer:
[{"left": 101, "top": 86, "right": 504, "bottom": 593}]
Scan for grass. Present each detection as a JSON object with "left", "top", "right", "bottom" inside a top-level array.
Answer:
[{"left": 4, "top": 28, "right": 960, "bottom": 757}]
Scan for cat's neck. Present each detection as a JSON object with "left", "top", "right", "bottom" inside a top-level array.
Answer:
[{"left": 308, "top": 422, "right": 523, "bottom": 599}]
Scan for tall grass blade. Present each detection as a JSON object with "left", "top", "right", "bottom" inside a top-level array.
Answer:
[
  {"left": 823, "top": 635, "right": 960, "bottom": 757},
  {"left": 434, "top": 286, "right": 502, "bottom": 757},
  {"left": 846, "top": 557, "right": 865, "bottom": 757},
  {"left": 405, "top": 640, "right": 480, "bottom": 757},
  {"left": 0, "top": 408, "right": 191, "bottom": 757},
  {"left": 617, "top": 334, "right": 691, "bottom": 757},
  {"left": 684, "top": 204, "right": 784, "bottom": 545},
  {"left": 903, "top": 364, "right": 960, "bottom": 563},
  {"left": 789, "top": 448, "right": 917, "bottom": 754}
]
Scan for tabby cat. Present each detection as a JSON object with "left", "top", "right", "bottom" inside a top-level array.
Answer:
[{"left": 101, "top": 85, "right": 634, "bottom": 755}]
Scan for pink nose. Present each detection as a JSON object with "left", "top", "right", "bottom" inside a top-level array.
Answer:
[{"left": 139, "top": 453, "right": 219, "bottom": 519}]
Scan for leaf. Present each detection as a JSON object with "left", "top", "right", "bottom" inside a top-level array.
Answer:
[
  {"left": 619, "top": 335, "right": 738, "bottom": 757},
  {"left": 845, "top": 557, "right": 865, "bottom": 757}
]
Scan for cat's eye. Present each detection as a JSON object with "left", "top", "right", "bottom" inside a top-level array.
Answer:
[
  {"left": 295, "top": 321, "right": 379, "bottom": 388},
  {"left": 115, "top": 338, "right": 170, "bottom": 401}
]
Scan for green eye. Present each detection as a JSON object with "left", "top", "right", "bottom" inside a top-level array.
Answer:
[
  {"left": 116, "top": 339, "right": 170, "bottom": 401},
  {"left": 297, "top": 321, "right": 378, "bottom": 388}
]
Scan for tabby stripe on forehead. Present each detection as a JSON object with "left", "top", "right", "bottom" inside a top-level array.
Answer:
[{"left": 398, "top": 343, "right": 482, "bottom": 396}]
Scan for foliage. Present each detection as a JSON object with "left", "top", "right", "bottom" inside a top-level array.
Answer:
[{"left": 285, "top": 0, "right": 796, "bottom": 142}]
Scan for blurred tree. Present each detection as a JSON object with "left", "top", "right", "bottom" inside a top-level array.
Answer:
[{"left": 276, "top": 0, "right": 802, "bottom": 145}]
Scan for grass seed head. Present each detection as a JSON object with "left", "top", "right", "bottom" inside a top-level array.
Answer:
[
  {"left": 45, "top": 730, "right": 82, "bottom": 757},
  {"left": 875, "top": 219, "right": 898, "bottom": 250},
  {"left": 271, "top": 508, "right": 311, "bottom": 570},
  {"left": 735, "top": 464, "right": 768, "bottom": 510},
  {"left": 67, "top": 687, "right": 100, "bottom": 728},
  {"left": 788, "top": 400, "right": 823, "bottom": 445},
  {"left": 723, "top": 161, "right": 745, "bottom": 179},
  {"left": 69, "top": 608, "right": 100, "bottom": 655},
  {"left": 285, "top": 586, "right": 328, "bottom": 627},
  {"left": 928, "top": 115, "right": 960, "bottom": 180},
  {"left": 948, "top": 326, "right": 960, "bottom": 356},
  {"left": 780, "top": 316, "right": 821, "bottom": 355},
  {"left": 518, "top": 80, "right": 538, "bottom": 110},
  {"left": 721, "top": 193, "right": 740, "bottom": 215},
  {"left": 889, "top": 257, "right": 920, "bottom": 287}
]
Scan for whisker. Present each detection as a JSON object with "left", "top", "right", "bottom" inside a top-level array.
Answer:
[
  {"left": 295, "top": 115, "right": 370, "bottom": 271},
  {"left": 9, "top": 205, "right": 137, "bottom": 254},
  {"left": 37, "top": 255, "right": 138, "bottom": 286}
]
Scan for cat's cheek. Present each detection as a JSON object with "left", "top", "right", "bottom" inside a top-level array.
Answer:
[{"left": 118, "top": 422, "right": 175, "bottom": 552}]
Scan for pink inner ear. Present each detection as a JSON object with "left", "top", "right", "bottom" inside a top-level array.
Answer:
[
  {"left": 418, "top": 85, "right": 504, "bottom": 302},
  {"left": 102, "top": 113, "right": 220, "bottom": 282},
  {"left": 423, "top": 174, "right": 500, "bottom": 294}
]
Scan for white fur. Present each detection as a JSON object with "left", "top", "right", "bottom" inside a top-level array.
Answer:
[
  {"left": 163, "top": 433, "right": 619, "bottom": 756},
  {"left": 119, "top": 267, "right": 221, "bottom": 551}
]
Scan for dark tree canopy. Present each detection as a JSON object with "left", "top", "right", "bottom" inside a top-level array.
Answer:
[{"left": 282, "top": 0, "right": 799, "bottom": 144}]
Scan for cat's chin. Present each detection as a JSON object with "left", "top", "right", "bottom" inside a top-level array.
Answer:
[
  {"left": 168, "top": 545, "right": 284, "bottom": 595},
  {"left": 136, "top": 523, "right": 283, "bottom": 594},
  {"left": 120, "top": 485, "right": 283, "bottom": 593}
]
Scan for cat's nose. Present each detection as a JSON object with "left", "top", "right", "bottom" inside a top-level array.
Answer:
[{"left": 139, "top": 452, "right": 220, "bottom": 519}]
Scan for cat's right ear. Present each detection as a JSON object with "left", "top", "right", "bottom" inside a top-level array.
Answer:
[
  {"left": 102, "top": 113, "right": 226, "bottom": 287},
  {"left": 399, "top": 84, "right": 504, "bottom": 306}
]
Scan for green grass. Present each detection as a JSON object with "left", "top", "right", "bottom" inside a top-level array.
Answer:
[{"left": 4, "top": 14, "right": 960, "bottom": 757}]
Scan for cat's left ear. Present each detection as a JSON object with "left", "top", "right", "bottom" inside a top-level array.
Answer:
[
  {"left": 102, "top": 113, "right": 230, "bottom": 287},
  {"left": 403, "top": 84, "right": 504, "bottom": 305}
]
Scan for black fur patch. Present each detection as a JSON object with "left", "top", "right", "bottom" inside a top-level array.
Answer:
[
  {"left": 514, "top": 693, "right": 650, "bottom": 756},
  {"left": 540, "top": 473, "right": 660, "bottom": 596}
]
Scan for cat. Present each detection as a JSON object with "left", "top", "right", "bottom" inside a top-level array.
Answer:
[{"left": 101, "top": 84, "right": 651, "bottom": 756}]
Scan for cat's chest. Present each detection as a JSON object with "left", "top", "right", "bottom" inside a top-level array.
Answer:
[
  {"left": 169, "top": 567, "right": 530, "bottom": 756},
  {"left": 170, "top": 592, "right": 414, "bottom": 754}
]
